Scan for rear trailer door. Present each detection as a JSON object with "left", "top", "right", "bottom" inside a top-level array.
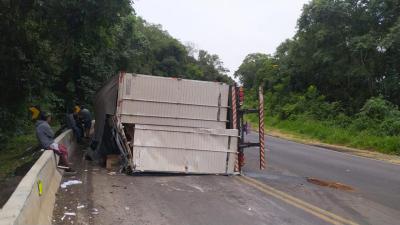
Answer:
[
  {"left": 116, "top": 73, "right": 238, "bottom": 174},
  {"left": 131, "top": 125, "right": 238, "bottom": 174}
]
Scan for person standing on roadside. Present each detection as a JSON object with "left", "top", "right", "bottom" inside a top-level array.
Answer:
[
  {"left": 66, "top": 110, "right": 82, "bottom": 143},
  {"left": 243, "top": 121, "right": 249, "bottom": 135},
  {"left": 74, "top": 105, "right": 92, "bottom": 138}
]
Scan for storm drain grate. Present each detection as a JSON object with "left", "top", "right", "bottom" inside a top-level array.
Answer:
[{"left": 306, "top": 177, "right": 354, "bottom": 191}]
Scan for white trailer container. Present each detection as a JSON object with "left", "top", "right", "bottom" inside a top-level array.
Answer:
[
  {"left": 117, "top": 73, "right": 229, "bottom": 129},
  {"left": 131, "top": 125, "right": 238, "bottom": 174},
  {"left": 94, "top": 72, "right": 239, "bottom": 174}
]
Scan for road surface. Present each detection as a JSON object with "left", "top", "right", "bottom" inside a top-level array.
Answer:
[{"left": 52, "top": 134, "right": 400, "bottom": 225}]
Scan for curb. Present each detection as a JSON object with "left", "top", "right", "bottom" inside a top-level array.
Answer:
[{"left": 0, "top": 129, "right": 78, "bottom": 225}]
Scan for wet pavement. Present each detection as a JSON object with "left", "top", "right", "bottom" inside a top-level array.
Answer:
[{"left": 51, "top": 134, "right": 400, "bottom": 225}]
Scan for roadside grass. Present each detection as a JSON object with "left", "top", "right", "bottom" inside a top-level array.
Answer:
[
  {"left": 0, "top": 129, "right": 38, "bottom": 180},
  {"left": 246, "top": 115, "right": 400, "bottom": 155},
  {"left": 0, "top": 122, "right": 62, "bottom": 180}
]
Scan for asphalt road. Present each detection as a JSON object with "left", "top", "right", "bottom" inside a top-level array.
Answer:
[
  {"left": 243, "top": 133, "right": 400, "bottom": 224},
  {"left": 245, "top": 133, "right": 400, "bottom": 210},
  {"left": 52, "top": 134, "right": 400, "bottom": 225}
]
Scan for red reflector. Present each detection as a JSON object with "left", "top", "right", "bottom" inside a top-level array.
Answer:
[{"left": 239, "top": 87, "right": 244, "bottom": 104}]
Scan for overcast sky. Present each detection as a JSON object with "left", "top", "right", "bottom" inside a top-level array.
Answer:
[{"left": 134, "top": 0, "right": 311, "bottom": 77}]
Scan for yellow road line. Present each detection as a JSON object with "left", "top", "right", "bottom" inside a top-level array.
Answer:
[
  {"left": 241, "top": 176, "right": 358, "bottom": 225},
  {"left": 237, "top": 176, "right": 359, "bottom": 225},
  {"left": 238, "top": 178, "right": 342, "bottom": 225}
]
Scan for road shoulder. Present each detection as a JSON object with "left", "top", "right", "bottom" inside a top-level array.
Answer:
[{"left": 265, "top": 129, "right": 400, "bottom": 165}]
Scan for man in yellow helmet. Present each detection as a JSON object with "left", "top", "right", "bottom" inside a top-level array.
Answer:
[{"left": 28, "top": 106, "right": 41, "bottom": 120}]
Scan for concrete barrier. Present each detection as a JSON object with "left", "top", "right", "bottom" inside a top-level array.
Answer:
[{"left": 0, "top": 129, "right": 78, "bottom": 225}]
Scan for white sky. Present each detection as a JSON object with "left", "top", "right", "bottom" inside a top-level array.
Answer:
[{"left": 133, "top": 0, "right": 311, "bottom": 77}]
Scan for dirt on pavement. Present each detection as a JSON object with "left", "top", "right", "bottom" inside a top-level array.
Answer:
[{"left": 52, "top": 145, "right": 95, "bottom": 225}]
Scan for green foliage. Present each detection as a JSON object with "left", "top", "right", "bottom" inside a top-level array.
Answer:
[
  {"left": 0, "top": 128, "right": 38, "bottom": 179},
  {"left": 246, "top": 112, "right": 400, "bottom": 155},
  {"left": 234, "top": 53, "right": 271, "bottom": 88},
  {"left": 238, "top": 0, "right": 400, "bottom": 153},
  {"left": 350, "top": 97, "right": 400, "bottom": 136},
  {"left": 380, "top": 119, "right": 400, "bottom": 136},
  {"left": 358, "top": 97, "right": 399, "bottom": 120},
  {"left": 237, "top": 0, "right": 400, "bottom": 113},
  {"left": 0, "top": 1, "right": 232, "bottom": 144},
  {"left": 244, "top": 86, "right": 400, "bottom": 153},
  {"left": 275, "top": 86, "right": 340, "bottom": 120},
  {"left": 270, "top": 116, "right": 400, "bottom": 155}
]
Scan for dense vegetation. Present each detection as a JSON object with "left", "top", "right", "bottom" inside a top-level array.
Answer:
[
  {"left": 237, "top": 0, "right": 400, "bottom": 154},
  {"left": 0, "top": 0, "right": 232, "bottom": 146},
  {"left": 1, "top": 0, "right": 399, "bottom": 157}
]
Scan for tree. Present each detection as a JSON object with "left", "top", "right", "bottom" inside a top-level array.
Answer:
[
  {"left": 236, "top": 0, "right": 400, "bottom": 115},
  {"left": 0, "top": 1, "right": 233, "bottom": 142},
  {"left": 234, "top": 53, "right": 270, "bottom": 88}
]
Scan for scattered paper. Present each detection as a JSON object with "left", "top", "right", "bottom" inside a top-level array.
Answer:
[
  {"left": 108, "top": 172, "right": 116, "bottom": 176},
  {"left": 77, "top": 205, "right": 85, "bottom": 209},
  {"left": 91, "top": 208, "right": 99, "bottom": 214},
  {"left": 61, "top": 180, "right": 82, "bottom": 188}
]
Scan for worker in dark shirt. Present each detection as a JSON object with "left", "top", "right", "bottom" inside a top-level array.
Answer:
[
  {"left": 66, "top": 111, "right": 82, "bottom": 143},
  {"left": 74, "top": 105, "right": 92, "bottom": 138}
]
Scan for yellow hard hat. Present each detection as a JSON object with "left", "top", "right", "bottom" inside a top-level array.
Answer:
[
  {"left": 74, "top": 105, "right": 81, "bottom": 113},
  {"left": 29, "top": 106, "right": 40, "bottom": 120}
]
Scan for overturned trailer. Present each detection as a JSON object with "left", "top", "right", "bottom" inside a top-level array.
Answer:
[{"left": 93, "top": 72, "right": 265, "bottom": 174}]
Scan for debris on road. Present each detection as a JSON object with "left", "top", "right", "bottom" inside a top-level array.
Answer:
[
  {"left": 61, "top": 180, "right": 83, "bottom": 188},
  {"left": 64, "top": 212, "right": 76, "bottom": 216},
  {"left": 306, "top": 177, "right": 354, "bottom": 191},
  {"left": 106, "top": 154, "right": 120, "bottom": 171},
  {"left": 91, "top": 208, "right": 99, "bottom": 215},
  {"left": 77, "top": 204, "right": 85, "bottom": 209}
]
